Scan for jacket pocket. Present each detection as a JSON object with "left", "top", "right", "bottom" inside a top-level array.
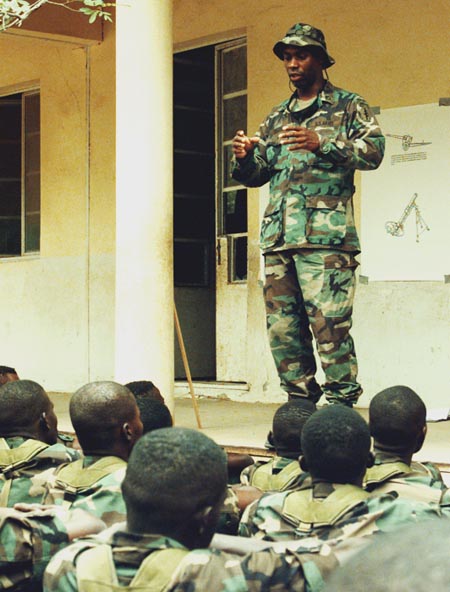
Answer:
[
  {"left": 305, "top": 195, "right": 347, "bottom": 246},
  {"left": 260, "top": 201, "right": 283, "bottom": 250}
]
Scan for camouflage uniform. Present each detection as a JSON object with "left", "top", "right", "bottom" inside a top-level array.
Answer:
[
  {"left": 364, "top": 451, "right": 450, "bottom": 504},
  {"left": 43, "top": 526, "right": 339, "bottom": 592},
  {"left": 42, "top": 455, "right": 127, "bottom": 527},
  {"left": 238, "top": 481, "right": 445, "bottom": 542},
  {"left": 232, "top": 26, "right": 385, "bottom": 404},
  {"left": 241, "top": 456, "right": 306, "bottom": 492},
  {"left": 216, "top": 485, "right": 241, "bottom": 535},
  {"left": 0, "top": 506, "right": 69, "bottom": 590},
  {"left": 0, "top": 436, "right": 79, "bottom": 507}
]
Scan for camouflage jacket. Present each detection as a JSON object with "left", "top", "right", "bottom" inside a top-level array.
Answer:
[
  {"left": 42, "top": 455, "right": 127, "bottom": 526},
  {"left": 241, "top": 456, "right": 306, "bottom": 492},
  {"left": 43, "top": 526, "right": 338, "bottom": 592},
  {"left": 0, "top": 507, "right": 69, "bottom": 590},
  {"left": 232, "top": 81, "right": 385, "bottom": 253},
  {"left": 0, "top": 437, "right": 80, "bottom": 507},
  {"left": 238, "top": 481, "right": 445, "bottom": 542},
  {"left": 364, "top": 451, "right": 450, "bottom": 504}
]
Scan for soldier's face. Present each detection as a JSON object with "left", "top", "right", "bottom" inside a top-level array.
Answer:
[{"left": 282, "top": 46, "right": 324, "bottom": 91}]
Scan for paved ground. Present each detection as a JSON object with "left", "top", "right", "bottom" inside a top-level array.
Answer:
[{"left": 52, "top": 393, "right": 450, "bottom": 472}]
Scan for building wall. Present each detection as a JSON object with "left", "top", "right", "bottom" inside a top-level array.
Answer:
[
  {"left": 173, "top": 0, "right": 450, "bottom": 408},
  {"left": 0, "top": 26, "right": 116, "bottom": 392}
]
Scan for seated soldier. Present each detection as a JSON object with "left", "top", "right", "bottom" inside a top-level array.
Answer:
[
  {"left": 43, "top": 427, "right": 339, "bottom": 592},
  {"left": 0, "top": 504, "right": 105, "bottom": 591},
  {"left": 364, "top": 385, "right": 448, "bottom": 503},
  {"left": 42, "top": 381, "right": 143, "bottom": 526},
  {"left": 128, "top": 391, "right": 254, "bottom": 535},
  {"left": 239, "top": 405, "right": 445, "bottom": 542},
  {"left": 126, "top": 378, "right": 253, "bottom": 485},
  {"left": 134, "top": 397, "right": 173, "bottom": 434},
  {"left": 0, "top": 365, "right": 19, "bottom": 386},
  {"left": 241, "top": 399, "right": 316, "bottom": 492},
  {"left": 0, "top": 380, "right": 79, "bottom": 507},
  {"left": 125, "top": 379, "right": 165, "bottom": 404}
]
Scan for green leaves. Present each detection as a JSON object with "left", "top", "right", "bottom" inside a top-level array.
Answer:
[{"left": 0, "top": 0, "right": 115, "bottom": 30}]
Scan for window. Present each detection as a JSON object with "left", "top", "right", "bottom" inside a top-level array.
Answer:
[
  {"left": 173, "top": 47, "right": 215, "bottom": 287},
  {"left": 0, "top": 90, "right": 40, "bottom": 256},
  {"left": 216, "top": 40, "right": 248, "bottom": 282}
]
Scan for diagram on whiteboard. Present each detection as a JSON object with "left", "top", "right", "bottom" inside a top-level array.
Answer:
[
  {"left": 385, "top": 133, "right": 432, "bottom": 151},
  {"left": 385, "top": 193, "right": 430, "bottom": 243},
  {"left": 361, "top": 103, "right": 449, "bottom": 281}
]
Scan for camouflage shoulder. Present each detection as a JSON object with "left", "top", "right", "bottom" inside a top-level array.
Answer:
[
  {"left": 171, "top": 546, "right": 337, "bottom": 592},
  {"left": 0, "top": 508, "right": 70, "bottom": 589},
  {"left": 238, "top": 490, "right": 289, "bottom": 539},
  {"left": 44, "top": 538, "right": 97, "bottom": 592},
  {"left": 365, "top": 492, "right": 443, "bottom": 527},
  {"left": 42, "top": 442, "right": 81, "bottom": 462}
]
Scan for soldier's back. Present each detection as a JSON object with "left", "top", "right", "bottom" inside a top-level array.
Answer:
[{"left": 0, "top": 436, "right": 79, "bottom": 507}]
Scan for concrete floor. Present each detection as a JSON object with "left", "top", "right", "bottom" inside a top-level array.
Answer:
[{"left": 52, "top": 393, "right": 450, "bottom": 472}]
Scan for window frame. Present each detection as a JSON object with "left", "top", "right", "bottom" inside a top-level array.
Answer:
[
  {"left": 0, "top": 85, "right": 40, "bottom": 258},
  {"left": 215, "top": 39, "right": 248, "bottom": 284}
]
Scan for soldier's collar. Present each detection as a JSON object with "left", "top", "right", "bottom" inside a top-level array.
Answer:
[{"left": 318, "top": 81, "right": 335, "bottom": 104}]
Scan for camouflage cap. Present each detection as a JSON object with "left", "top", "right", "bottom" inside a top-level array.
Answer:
[{"left": 273, "top": 23, "right": 335, "bottom": 68}]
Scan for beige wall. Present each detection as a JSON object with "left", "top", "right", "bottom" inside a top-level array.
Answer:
[
  {"left": 0, "top": 25, "right": 116, "bottom": 391},
  {"left": 0, "top": 2, "right": 447, "bottom": 408},
  {"left": 173, "top": 0, "right": 450, "bottom": 408}
]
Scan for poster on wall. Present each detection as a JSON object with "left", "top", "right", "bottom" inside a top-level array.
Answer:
[{"left": 361, "top": 103, "right": 450, "bottom": 281}]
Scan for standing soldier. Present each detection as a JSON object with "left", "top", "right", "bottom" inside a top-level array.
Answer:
[{"left": 232, "top": 23, "right": 385, "bottom": 406}]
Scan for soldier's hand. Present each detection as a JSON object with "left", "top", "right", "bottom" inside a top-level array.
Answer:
[
  {"left": 279, "top": 125, "right": 320, "bottom": 152},
  {"left": 232, "top": 130, "right": 260, "bottom": 159},
  {"left": 14, "top": 503, "right": 106, "bottom": 539}
]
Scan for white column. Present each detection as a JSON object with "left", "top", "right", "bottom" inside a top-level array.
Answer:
[{"left": 115, "top": 0, "right": 174, "bottom": 409}]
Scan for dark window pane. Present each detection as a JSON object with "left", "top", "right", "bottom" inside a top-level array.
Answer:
[
  {"left": 0, "top": 99, "right": 21, "bottom": 140},
  {"left": 230, "top": 236, "right": 247, "bottom": 282},
  {"left": 223, "top": 95, "right": 247, "bottom": 141},
  {"left": 24, "top": 93, "right": 40, "bottom": 254},
  {"left": 174, "top": 240, "right": 209, "bottom": 286},
  {"left": 25, "top": 213, "right": 39, "bottom": 252},
  {"left": 174, "top": 107, "right": 214, "bottom": 153},
  {"left": 174, "top": 197, "right": 214, "bottom": 239},
  {"left": 0, "top": 218, "right": 20, "bottom": 255},
  {"left": 223, "top": 145, "right": 240, "bottom": 189},
  {"left": 174, "top": 152, "right": 214, "bottom": 196},
  {"left": 25, "top": 132, "right": 40, "bottom": 172},
  {"left": 223, "top": 45, "right": 247, "bottom": 94},
  {"left": 223, "top": 189, "right": 247, "bottom": 234},
  {"left": 25, "top": 93, "right": 40, "bottom": 134},
  {"left": 0, "top": 140, "right": 21, "bottom": 177},
  {"left": 0, "top": 94, "right": 23, "bottom": 255},
  {"left": 173, "top": 47, "right": 214, "bottom": 110},
  {"left": 0, "top": 180, "right": 21, "bottom": 214}
]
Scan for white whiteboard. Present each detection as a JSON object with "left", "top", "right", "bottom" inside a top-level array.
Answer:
[{"left": 361, "top": 103, "right": 450, "bottom": 281}]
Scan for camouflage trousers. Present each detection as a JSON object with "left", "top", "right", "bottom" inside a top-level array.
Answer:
[{"left": 263, "top": 249, "right": 362, "bottom": 405}]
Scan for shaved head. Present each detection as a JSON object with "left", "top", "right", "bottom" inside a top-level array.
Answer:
[
  {"left": 0, "top": 380, "right": 57, "bottom": 443},
  {"left": 70, "top": 381, "right": 142, "bottom": 452},
  {"left": 370, "top": 385, "right": 426, "bottom": 451},
  {"left": 301, "top": 405, "right": 371, "bottom": 483},
  {"left": 0, "top": 380, "right": 51, "bottom": 429},
  {"left": 123, "top": 427, "right": 227, "bottom": 544}
]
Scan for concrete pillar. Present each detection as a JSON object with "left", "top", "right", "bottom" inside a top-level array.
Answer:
[{"left": 115, "top": 0, "right": 174, "bottom": 409}]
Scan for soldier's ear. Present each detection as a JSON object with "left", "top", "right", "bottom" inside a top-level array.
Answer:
[
  {"left": 366, "top": 451, "right": 375, "bottom": 468},
  {"left": 414, "top": 425, "right": 427, "bottom": 453},
  {"left": 39, "top": 412, "right": 50, "bottom": 431},
  {"left": 299, "top": 455, "right": 308, "bottom": 471},
  {"left": 122, "top": 422, "right": 133, "bottom": 442}
]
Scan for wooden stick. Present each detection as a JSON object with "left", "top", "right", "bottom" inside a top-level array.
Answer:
[{"left": 174, "top": 304, "right": 202, "bottom": 429}]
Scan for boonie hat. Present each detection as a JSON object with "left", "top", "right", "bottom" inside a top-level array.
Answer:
[{"left": 273, "top": 22, "right": 335, "bottom": 68}]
